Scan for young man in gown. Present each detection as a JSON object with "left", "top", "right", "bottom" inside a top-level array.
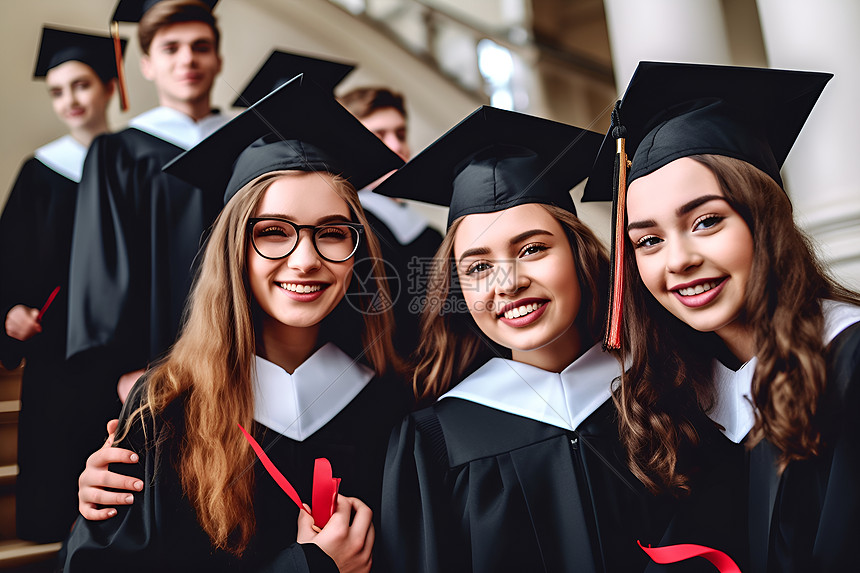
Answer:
[{"left": 66, "top": 0, "right": 229, "bottom": 403}]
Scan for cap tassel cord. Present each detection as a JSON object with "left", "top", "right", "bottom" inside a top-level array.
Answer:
[
  {"left": 112, "top": 21, "right": 129, "bottom": 111},
  {"left": 604, "top": 101, "right": 628, "bottom": 351}
]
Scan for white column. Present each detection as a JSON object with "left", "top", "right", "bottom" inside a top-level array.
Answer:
[
  {"left": 602, "top": 0, "right": 732, "bottom": 90},
  {"left": 588, "top": 0, "right": 733, "bottom": 244},
  {"left": 756, "top": 0, "right": 860, "bottom": 289}
]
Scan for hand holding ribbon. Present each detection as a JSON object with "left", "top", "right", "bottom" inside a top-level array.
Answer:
[
  {"left": 36, "top": 286, "right": 61, "bottom": 323},
  {"left": 237, "top": 423, "right": 340, "bottom": 528}
]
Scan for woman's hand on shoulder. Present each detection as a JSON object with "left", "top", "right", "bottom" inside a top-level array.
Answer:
[
  {"left": 296, "top": 495, "right": 374, "bottom": 573},
  {"left": 78, "top": 419, "right": 143, "bottom": 520}
]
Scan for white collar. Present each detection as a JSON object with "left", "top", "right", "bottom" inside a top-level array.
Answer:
[
  {"left": 711, "top": 300, "right": 860, "bottom": 443},
  {"left": 253, "top": 343, "right": 374, "bottom": 441},
  {"left": 33, "top": 135, "right": 87, "bottom": 182},
  {"left": 128, "top": 106, "right": 229, "bottom": 150},
  {"left": 440, "top": 343, "right": 619, "bottom": 431},
  {"left": 358, "top": 189, "right": 430, "bottom": 245}
]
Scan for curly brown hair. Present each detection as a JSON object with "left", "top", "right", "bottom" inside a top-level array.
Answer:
[
  {"left": 617, "top": 154, "right": 860, "bottom": 496},
  {"left": 410, "top": 204, "right": 610, "bottom": 406}
]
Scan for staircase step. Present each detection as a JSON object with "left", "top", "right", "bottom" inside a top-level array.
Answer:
[
  {"left": 0, "top": 539, "right": 62, "bottom": 570},
  {"left": 0, "top": 365, "right": 22, "bottom": 403},
  {"left": 0, "top": 410, "right": 17, "bottom": 468}
]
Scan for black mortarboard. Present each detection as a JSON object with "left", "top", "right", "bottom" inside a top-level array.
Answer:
[
  {"left": 373, "top": 105, "right": 603, "bottom": 228},
  {"left": 233, "top": 50, "right": 356, "bottom": 108},
  {"left": 580, "top": 61, "right": 832, "bottom": 350},
  {"left": 111, "top": 0, "right": 218, "bottom": 23},
  {"left": 163, "top": 73, "right": 404, "bottom": 204},
  {"left": 34, "top": 27, "right": 127, "bottom": 83},
  {"left": 583, "top": 61, "right": 833, "bottom": 201}
]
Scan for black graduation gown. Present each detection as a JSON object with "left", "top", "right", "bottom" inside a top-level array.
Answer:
[
  {"left": 0, "top": 157, "right": 121, "bottom": 542},
  {"left": 360, "top": 209, "right": 441, "bottom": 358},
  {"left": 63, "top": 370, "right": 409, "bottom": 572},
  {"left": 382, "top": 397, "right": 689, "bottom": 573},
  {"left": 382, "top": 395, "right": 750, "bottom": 573},
  {"left": 749, "top": 320, "right": 860, "bottom": 573},
  {"left": 66, "top": 127, "right": 223, "bottom": 372}
]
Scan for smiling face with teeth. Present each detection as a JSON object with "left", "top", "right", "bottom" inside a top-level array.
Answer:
[
  {"left": 247, "top": 172, "right": 355, "bottom": 347},
  {"left": 453, "top": 203, "right": 583, "bottom": 372},
  {"left": 626, "top": 157, "right": 755, "bottom": 350}
]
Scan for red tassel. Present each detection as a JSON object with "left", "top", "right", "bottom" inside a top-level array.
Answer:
[
  {"left": 112, "top": 21, "right": 129, "bottom": 112},
  {"left": 603, "top": 103, "right": 628, "bottom": 351}
]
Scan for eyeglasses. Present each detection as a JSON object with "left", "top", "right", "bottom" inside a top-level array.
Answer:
[{"left": 247, "top": 218, "right": 364, "bottom": 263}]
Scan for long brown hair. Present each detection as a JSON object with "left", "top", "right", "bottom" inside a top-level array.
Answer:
[
  {"left": 618, "top": 154, "right": 860, "bottom": 495},
  {"left": 119, "top": 170, "right": 401, "bottom": 555},
  {"left": 411, "top": 204, "right": 610, "bottom": 406}
]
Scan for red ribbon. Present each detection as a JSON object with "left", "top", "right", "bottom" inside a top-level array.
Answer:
[
  {"left": 36, "top": 286, "right": 61, "bottom": 323},
  {"left": 311, "top": 458, "right": 340, "bottom": 528},
  {"left": 237, "top": 423, "right": 340, "bottom": 528},
  {"left": 638, "top": 540, "right": 741, "bottom": 573}
]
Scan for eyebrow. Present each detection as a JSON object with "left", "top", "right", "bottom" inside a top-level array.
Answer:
[
  {"left": 155, "top": 37, "right": 214, "bottom": 47},
  {"left": 255, "top": 213, "right": 352, "bottom": 225},
  {"left": 457, "top": 229, "right": 553, "bottom": 263},
  {"left": 626, "top": 194, "right": 727, "bottom": 232},
  {"left": 47, "top": 75, "right": 91, "bottom": 90}
]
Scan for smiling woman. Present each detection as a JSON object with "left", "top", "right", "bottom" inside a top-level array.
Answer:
[
  {"left": 627, "top": 157, "right": 755, "bottom": 359},
  {"left": 585, "top": 61, "right": 860, "bottom": 572},
  {"left": 371, "top": 106, "right": 733, "bottom": 572},
  {"left": 454, "top": 203, "right": 584, "bottom": 372},
  {"left": 46, "top": 60, "right": 115, "bottom": 144},
  {"left": 61, "top": 76, "right": 408, "bottom": 573}
]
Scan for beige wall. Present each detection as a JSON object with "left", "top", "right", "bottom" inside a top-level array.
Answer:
[
  {"left": 0, "top": 0, "right": 481, "bottom": 233},
  {"left": 1, "top": 0, "right": 126, "bottom": 207}
]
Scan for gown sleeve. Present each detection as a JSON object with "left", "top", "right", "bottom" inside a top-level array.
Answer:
[
  {"left": 379, "top": 409, "right": 468, "bottom": 573},
  {"left": 61, "top": 380, "right": 166, "bottom": 573},
  {"left": 66, "top": 132, "right": 147, "bottom": 371},
  {"left": 814, "top": 321, "right": 860, "bottom": 569},
  {"left": 767, "top": 321, "right": 860, "bottom": 572},
  {"left": 255, "top": 544, "right": 338, "bottom": 573},
  {"left": 0, "top": 160, "right": 32, "bottom": 369},
  {"left": 62, "top": 379, "right": 339, "bottom": 573}
]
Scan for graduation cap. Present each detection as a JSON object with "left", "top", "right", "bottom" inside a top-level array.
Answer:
[
  {"left": 110, "top": 0, "right": 220, "bottom": 111},
  {"left": 373, "top": 105, "right": 603, "bottom": 229},
  {"left": 111, "top": 0, "right": 218, "bottom": 23},
  {"left": 233, "top": 50, "right": 356, "bottom": 108},
  {"left": 580, "top": 61, "right": 832, "bottom": 350},
  {"left": 163, "top": 73, "right": 404, "bottom": 204},
  {"left": 34, "top": 27, "right": 127, "bottom": 84}
]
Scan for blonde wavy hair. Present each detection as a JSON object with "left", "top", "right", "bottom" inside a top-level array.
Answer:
[{"left": 119, "top": 170, "right": 401, "bottom": 555}]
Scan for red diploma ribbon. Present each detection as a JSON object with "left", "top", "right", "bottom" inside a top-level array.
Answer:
[
  {"left": 36, "top": 286, "right": 61, "bottom": 323},
  {"left": 638, "top": 541, "right": 741, "bottom": 573},
  {"left": 237, "top": 423, "right": 340, "bottom": 528},
  {"left": 311, "top": 458, "right": 340, "bottom": 529}
]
